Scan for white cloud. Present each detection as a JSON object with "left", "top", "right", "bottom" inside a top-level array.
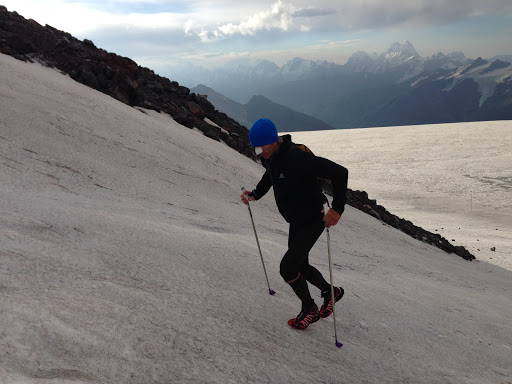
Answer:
[
  {"left": 213, "top": 1, "right": 294, "bottom": 38},
  {"left": 191, "top": 1, "right": 336, "bottom": 42},
  {"left": 184, "top": 20, "right": 193, "bottom": 36},
  {"left": 180, "top": 0, "right": 512, "bottom": 43},
  {"left": 3, "top": 0, "right": 511, "bottom": 68},
  {"left": 3, "top": 0, "right": 199, "bottom": 35},
  {"left": 5, "top": 0, "right": 511, "bottom": 39}
]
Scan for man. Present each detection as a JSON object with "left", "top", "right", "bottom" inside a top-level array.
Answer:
[{"left": 241, "top": 118, "right": 349, "bottom": 330}]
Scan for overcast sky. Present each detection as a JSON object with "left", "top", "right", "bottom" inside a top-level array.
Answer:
[{"left": 4, "top": 0, "right": 512, "bottom": 74}]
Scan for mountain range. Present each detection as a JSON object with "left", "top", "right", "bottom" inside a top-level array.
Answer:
[
  {"left": 188, "top": 41, "right": 512, "bottom": 130},
  {"left": 191, "top": 84, "right": 337, "bottom": 132}
]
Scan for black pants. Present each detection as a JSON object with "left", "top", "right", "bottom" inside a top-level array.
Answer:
[{"left": 280, "top": 218, "right": 330, "bottom": 293}]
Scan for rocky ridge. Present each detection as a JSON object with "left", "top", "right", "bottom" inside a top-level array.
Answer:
[
  {"left": 0, "top": 6, "right": 475, "bottom": 260},
  {"left": 0, "top": 6, "right": 255, "bottom": 159},
  {"left": 346, "top": 190, "right": 475, "bottom": 260}
]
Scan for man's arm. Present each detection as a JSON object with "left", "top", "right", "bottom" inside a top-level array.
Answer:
[
  {"left": 309, "top": 156, "right": 349, "bottom": 216},
  {"left": 251, "top": 171, "right": 273, "bottom": 200},
  {"left": 241, "top": 171, "right": 272, "bottom": 205}
]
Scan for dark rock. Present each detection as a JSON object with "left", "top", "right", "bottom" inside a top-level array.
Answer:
[
  {"left": 343, "top": 189, "right": 475, "bottom": 261},
  {"left": 83, "top": 39, "right": 96, "bottom": 48},
  {"left": 188, "top": 101, "right": 203, "bottom": 116},
  {"left": 0, "top": 8, "right": 257, "bottom": 160}
]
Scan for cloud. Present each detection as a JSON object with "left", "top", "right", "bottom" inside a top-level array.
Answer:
[
  {"left": 323, "top": 0, "right": 512, "bottom": 31},
  {"left": 292, "top": 7, "right": 337, "bottom": 18},
  {"left": 188, "top": 1, "right": 339, "bottom": 42},
  {"left": 6, "top": 0, "right": 511, "bottom": 40},
  {"left": 183, "top": 0, "right": 512, "bottom": 43},
  {"left": 3, "top": 0, "right": 511, "bottom": 69},
  {"left": 2, "top": 0, "right": 190, "bottom": 35},
  {"left": 211, "top": 1, "right": 293, "bottom": 38}
]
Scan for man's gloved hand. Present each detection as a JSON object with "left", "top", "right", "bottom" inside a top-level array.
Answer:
[
  {"left": 241, "top": 189, "right": 255, "bottom": 205},
  {"left": 323, "top": 208, "right": 341, "bottom": 228}
]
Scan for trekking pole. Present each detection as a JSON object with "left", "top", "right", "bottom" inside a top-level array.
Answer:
[
  {"left": 325, "top": 199, "right": 343, "bottom": 348},
  {"left": 242, "top": 187, "right": 276, "bottom": 296}
]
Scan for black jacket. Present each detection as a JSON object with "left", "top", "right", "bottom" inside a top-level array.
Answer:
[{"left": 251, "top": 135, "right": 348, "bottom": 225}]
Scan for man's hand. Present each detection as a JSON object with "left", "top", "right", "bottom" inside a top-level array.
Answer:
[
  {"left": 323, "top": 208, "right": 341, "bottom": 228},
  {"left": 241, "top": 190, "right": 255, "bottom": 205}
]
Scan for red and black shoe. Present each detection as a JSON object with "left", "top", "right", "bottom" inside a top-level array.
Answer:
[
  {"left": 288, "top": 302, "right": 320, "bottom": 330},
  {"left": 320, "top": 286, "right": 344, "bottom": 318}
]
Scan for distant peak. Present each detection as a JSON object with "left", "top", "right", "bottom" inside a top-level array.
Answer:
[{"left": 387, "top": 41, "right": 419, "bottom": 56}]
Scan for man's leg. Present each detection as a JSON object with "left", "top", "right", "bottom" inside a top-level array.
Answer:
[
  {"left": 305, "top": 265, "right": 330, "bottom": 292},
  {"left": 288, "top": 219, "right": 330, "bottom": 292},
  {"left": 280, "top": 220, "right": 324, "bottom": 304},
  {"left": 280, "top": 219, "right": 325, "bottom": 301},
  {"left": 281, "top": 219, "right": 329, "bottom": 329},
  {"left": 286, "top": 272, "right": 313, "bottom": 305}
]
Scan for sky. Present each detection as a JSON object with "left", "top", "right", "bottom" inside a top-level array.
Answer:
[{"left": 3, "top": 0, "right": 512, "bottom": 75}]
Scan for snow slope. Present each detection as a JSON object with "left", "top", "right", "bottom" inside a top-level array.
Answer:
[{"left": 1, "top": 53, "right": 511, "bottom": 384}]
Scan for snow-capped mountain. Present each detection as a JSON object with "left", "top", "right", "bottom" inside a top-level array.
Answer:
[
  {"left": 362, "top": 57, "right": 512, "bottom": 127},
  {"left": 372, "top": 40, "right": 422, "bottom": 75},
  {"left": 346, "top": 41, "right": 472, "bottom": 80},
  {"left": 171, "top": 56, "right": 346, "bottom": 102},
  {"left": 444, "top": 57, "right": 512, "bottom": 105},
  {"left": 169, "top": 41, "right": 476, "bottom": 102},
  {"left": 169, "top": 41, "right": 511, "bottom": 129},
  {"left": 246, "top": 59, "right": 280, "bottom": 80},
  {"left": 277, "top": 57, "right": 342, "bottom": 81},
  {"left": 344, "top": 50, "right": 379, "bottom": 72},
  {"left": 424, "top": 51, "right": 472, "bottom": 72}
]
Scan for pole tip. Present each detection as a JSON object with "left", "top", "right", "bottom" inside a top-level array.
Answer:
[
  {"left": 269, "top": 289, "right": 276, "bottom": 295},
  {"left": 335, "top": 341, "right": 343, "bottom": 348}
]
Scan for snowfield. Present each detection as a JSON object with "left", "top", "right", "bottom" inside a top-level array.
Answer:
[
  {"left": 292, "top": 120, "right": 512, "bottom": 272},
  {"left": 1, "top": 53, "right": 511, "bottom": 384}
]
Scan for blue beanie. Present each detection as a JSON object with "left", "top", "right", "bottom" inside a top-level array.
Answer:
[{"left": 249, "top": 118, "right": 278, "bottom": 147}]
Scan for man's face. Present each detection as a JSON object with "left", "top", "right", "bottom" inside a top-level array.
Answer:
[{"left": 256, "top": 142, "right": 278, "bottom": 159}]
